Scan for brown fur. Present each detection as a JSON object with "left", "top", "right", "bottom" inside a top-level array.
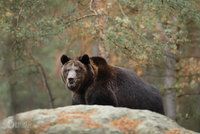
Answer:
[{"left": 60, "top": 54, "right": 164, "bottom": 114}]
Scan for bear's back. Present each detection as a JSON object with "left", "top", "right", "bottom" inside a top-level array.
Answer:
[{"left": 112, "top": 66, "right": 164, "bottom": 114}]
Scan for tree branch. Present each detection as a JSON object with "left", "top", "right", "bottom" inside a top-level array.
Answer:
[
  {"left": 177, "top": 91, "right": 200, "bottom": 98},
  {"left": 36, "top": 63, "right": 55, "bottom": 108},
  {"left": 62, "top": 13, "right": 97, "bottom": 27},
  {"left": 28, "top": 54, "right": 55, "bottom": 108},
  {"left": 89, "top": 0, "right": 97, "bottom": 15},
  {"left": 117, "top": 0, "right": 126, "bottom": 17},
  {"left": 16, "top": 0, "right": 25, "bottom": 27}
]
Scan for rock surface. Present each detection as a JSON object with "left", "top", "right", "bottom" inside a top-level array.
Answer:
[{"left": 0, "top": 105, "right": 198, "bottom": 134}]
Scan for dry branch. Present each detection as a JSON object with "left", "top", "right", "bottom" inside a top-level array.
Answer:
[{"left": 28, "top": 54, "right": 55, "bottom": 108}]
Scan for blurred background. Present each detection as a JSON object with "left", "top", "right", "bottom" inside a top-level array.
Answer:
[{"left": 0, "top": 0, "right": 199, "bottom": 132}]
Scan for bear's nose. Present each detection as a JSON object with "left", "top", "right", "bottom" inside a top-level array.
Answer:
[{"left": 68, "top": 78, "right": 75, "bottom": 84}]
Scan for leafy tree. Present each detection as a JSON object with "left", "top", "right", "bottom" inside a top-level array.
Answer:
[{"left": 0, "top": 0, "right": 199, "bottom": 132}]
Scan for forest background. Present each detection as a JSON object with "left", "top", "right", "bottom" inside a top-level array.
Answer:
[{"left": 0, "top": 0, "right": 200, "bottom": 132}]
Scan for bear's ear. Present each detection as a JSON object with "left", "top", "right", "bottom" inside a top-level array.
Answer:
[
  {"left": 61, "top": 55, "right": 70, "bottom": 65},
  {"left": 80, "top": 54, "right": 90, "bottom": 64},
  {"left": 90, "top": 56, "right": 107, "bottom": 66}
]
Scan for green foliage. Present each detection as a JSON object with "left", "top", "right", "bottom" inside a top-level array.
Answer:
[
  {"left": 0, "top": 0, "right": 72, "bottom": 114},
  {"left": 103, "top": 0, "right": 200, "bottom": 66},
  {"left": 0, "top": 0, "right": 199, "bottom": 131}
]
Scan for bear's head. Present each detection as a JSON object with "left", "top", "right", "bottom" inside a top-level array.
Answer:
[{"left": 60, "top": 54, "right": 94, "bottom": 93}]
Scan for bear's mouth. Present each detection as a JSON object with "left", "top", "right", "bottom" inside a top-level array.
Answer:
[
  {"left": 66, "top": 78, "right": 81, "bottom": 92},
  {"left": 67, "top": 81, "right": 80, "bottom": 91},
  {"left": 67, "top": 82, "right": 76, "bottom": 89},
  {"left": 66, "top": 78, "right": 76, "bottom": 88}
]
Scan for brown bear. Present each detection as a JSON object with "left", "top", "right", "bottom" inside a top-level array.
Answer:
[{"left": 60, "top": 54, "right": 164, "bottom": 114}]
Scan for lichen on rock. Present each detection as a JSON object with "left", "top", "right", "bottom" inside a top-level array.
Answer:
[{"left": 0, "top": 105, "right": 198, "bottom": 134}]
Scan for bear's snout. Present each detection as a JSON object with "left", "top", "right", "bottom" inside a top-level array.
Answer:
[
  {"left": 68, "top": 78, "right": 75, "bottom": 84},
  {"left": 67, "top": 75, "right": 78, "bottom": 90}
]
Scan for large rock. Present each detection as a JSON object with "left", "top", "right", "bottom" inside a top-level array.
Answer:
[{"left": 0, "top": 105, "right": 198, "bottom": 134}]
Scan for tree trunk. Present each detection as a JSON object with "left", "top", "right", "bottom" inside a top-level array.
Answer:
[
  {"left": 163, "top": 50, "right": 177, "bottom": 120},
  {"left": 2, "top": 41, "right": 18, "bottom": 115},
  {"left": 155, "top": 22, "right": 177, "bottom": 120},
  {"left": 2, "top": 36, "right": 20, "bottom": 134},
  {"left": 91, "top": 0, "right": 109, "bottom": 59}
]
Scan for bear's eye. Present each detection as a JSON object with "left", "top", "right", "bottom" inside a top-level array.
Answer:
[
  {"left": 64, "top": 69, "right": 70, "bottom": 73},
  {"left": 75, "top": 69, "right": 79, "bottom": 72}
]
